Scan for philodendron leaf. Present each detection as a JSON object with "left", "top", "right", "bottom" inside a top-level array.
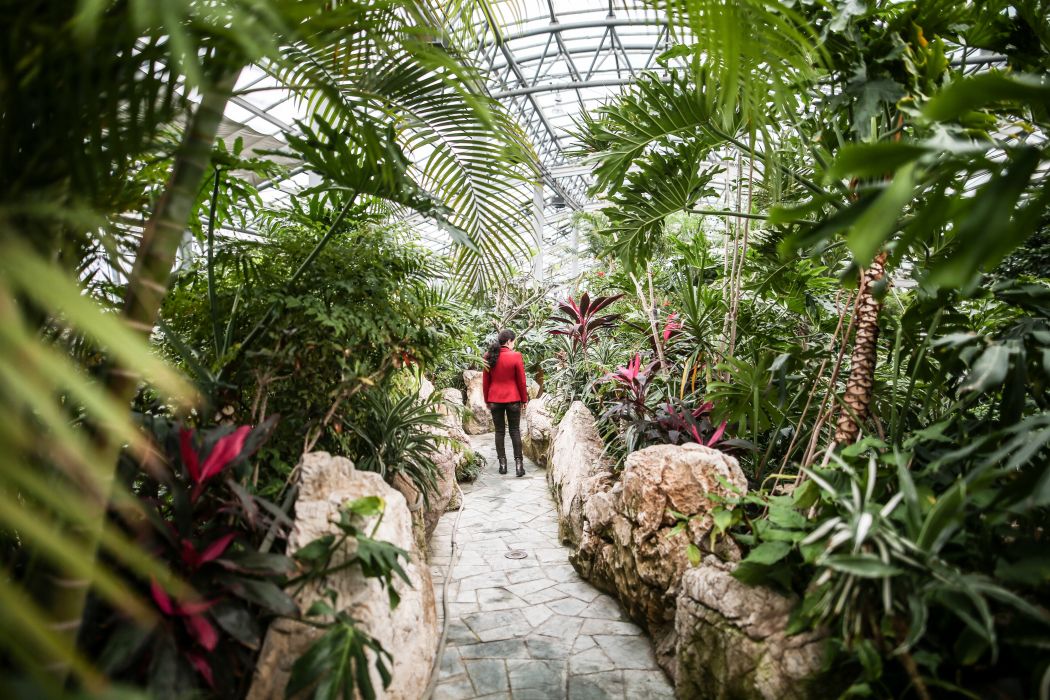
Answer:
[
  {"left": 924, "top": 71, "right": 1050, "bottom": 122},
  {"left": 960, "top": 344, "right": 1011, "bottom": 394},
  {"left": 742, "top": 541, "right": 792, "bottom": 566},
  {"left": 846, "top": 163, "right": 917, "bottom": 265},
  {"left": 826, "top": 142, "right": 928, "bottom": 181}
]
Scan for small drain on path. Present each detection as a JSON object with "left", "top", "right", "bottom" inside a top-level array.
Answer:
[{"left": 504, "top": 549, "right": 528, "bottom": 560}]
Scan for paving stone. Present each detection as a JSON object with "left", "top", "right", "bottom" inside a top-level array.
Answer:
[
  {"left": 536, "top": 613, "right": 584, "bottom": 639},
  {"left": 547, "top": 596, "right": 589, "bottom": 616},
  {"left": 623, "top": 670, "right": 675, "bottom": 698},
  {"left": 457, "top": 639, "right": 530, "bottom": 660},
  {"left": 592, "top": 635, "right": 659, "bottom": 670},
  {"left": 521, "top": 586, "right": 573, "bottom": 605},
  {"left": 464, "top": 659, "right": 509, "bottom": 695},
  {"left": 546, "top": 564, "right": 583, "bottom": 582},
  {"left": 505, "top": 577, "right": 556, "bottom": 597},
  {"left": 507, "top": 658, "right": 567, "bottom": 691},
  {"left": 441, "top": 647, "right": 466, "bottom": 678},
  {"left": 460, "top": 572, "right": 509, "bottom": 591},
  {"left": 429, "top": 433, "right": 672, "bottom": 698},
  {"left": 579, "top": 619, "right": 643, "bottom": 636},
  {"left": 462, "top": 609, "right": 528, "bottom": 635},
  {"left": 569, "top": 646, "right": 617, "bottom": 675},
  {"left": 505, "top": 567, "right": 547, "bottom": 584},
  {"left": 525, "top": 633, "right": 575, "bottom": 659},
  {"left": 521, "top": 603, "right": 554, "bottom": 628},
  {"left": 476, "top": 587, "right": 527, "bottom": 611},
  {"left": 568, "top": 670, "right": 625, "bottom": 699},
  {"left": 579, "top": 597, "right": 628, "bottom": 620},
  {"left": 512, "top": 687, "right": 567, "bottom": 700},
  {"left": 555, "top": 582, "right": 602, "bottom": 602},
  {"left": 434, "top": 675, "right": 477, "bottom": 700},
  {"left": 448, "top": 619, "right": 480, "bottom": 644}
]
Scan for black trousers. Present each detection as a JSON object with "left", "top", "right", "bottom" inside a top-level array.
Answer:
[{"left": 490, "top": 402, "right": 523, "bottom": 461}]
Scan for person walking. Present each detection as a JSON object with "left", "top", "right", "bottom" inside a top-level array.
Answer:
[{"left": 482, "top": 329, "right": 529, "bottom": 477}]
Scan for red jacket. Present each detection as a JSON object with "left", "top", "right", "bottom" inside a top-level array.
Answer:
[{"left": 483, "top": 348, "right": 529, "bottom": 404}]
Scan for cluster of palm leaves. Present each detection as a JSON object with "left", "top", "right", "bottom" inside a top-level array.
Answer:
[{"left": 0, "top": 0, "right": 538, "bottom": 689}]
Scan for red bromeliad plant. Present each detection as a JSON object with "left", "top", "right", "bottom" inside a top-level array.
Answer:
[
  {"left": 90, "top": 416, "right": 300, "bottom": 697},
  {"left": 548, "top": 291, "right": 625, "bottom": 352},
  {"left": 600, "top": 352, "right": 728, "bottom": 454}
]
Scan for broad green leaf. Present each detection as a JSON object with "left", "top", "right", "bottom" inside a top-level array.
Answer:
[
  {"left": 345, "top": 496, "right": 384, "bottom": 518},
  {"left": 827, "top": 143, "right": 928, "bottom": 181},
  {"left": 924, "top": 72, "right": 1050, "bottom": 121},
  {"left": 743, "top": 541, "right": 792, "bottom": 566},
  {"left": 960, "top": 344, "right": 1011, "bottom": 394},
  {"left": 846, "top": 163, "right": 917, "bottom": 265},
  {"left": 917, "top": 480, "right": 966, "bottom": 554}
]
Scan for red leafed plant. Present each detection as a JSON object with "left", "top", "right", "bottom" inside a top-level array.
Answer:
[
  {"left": 548, "top": 291, "right": 625, "bottom": 351},
  {"left": 86, "top": 416, "right": 300, "bottom": 697}
]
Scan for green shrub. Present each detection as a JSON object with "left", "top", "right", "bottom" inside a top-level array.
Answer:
[{"left": 454, "top": 444, "right": 486, "bottom": 483}]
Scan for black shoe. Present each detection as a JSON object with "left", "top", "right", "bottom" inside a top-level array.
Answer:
[
  {"left": 498, "top": 457, "right": 507, "bottom": 475},
  {"left": 515, "top": 457, "right": 525, "bottom": 477}
]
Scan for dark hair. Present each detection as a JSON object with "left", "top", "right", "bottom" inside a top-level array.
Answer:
[{"left": 484, "top": 329, "right": 516, "bottom": 370}]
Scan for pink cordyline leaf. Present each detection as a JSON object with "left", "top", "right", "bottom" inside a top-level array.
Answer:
[
  {"left": 181, "top": 533, "right": 236, "bottom": 570},
  {"left": 150, "top": 579, "right": 175, "bottom": 615},
  {"left": 199, "top": 426, "right": 252, "bottom": 483},
  {"left": 707, "top": 420, "right": 728, "bottom": 447},
  {"left": 179, "top": 429, "right": 201, "bottom": 483},
  {"left": 662, "top": 312, "right": 683, "bottom": 343},
  {"left": 186, "top": 651, "right": 216, "bottom": 687},
  {"left": 198, "top": 532, "right": 236, "bottom": 566},
  {"left": 184, "top": 614, "right": 219, "bottom": 652}
]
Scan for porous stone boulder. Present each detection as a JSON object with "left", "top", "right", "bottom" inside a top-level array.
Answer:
[
  {"left": 547, "top": 401, "right": 615, "bottom": 547},
  {"left": 572, "top": 442, "right": 747, "bottom": 676},
  {"left": 462, "top": 370, "right": 493, "bottom": 434},
  {"left": 436, "top": 388, "right": 465, "bottom": 432},
  {"left": 522, "top": 395, "right": 554, "bottom": 468},
  {"left": 674, "top": 557, "right": 828, "bottom": 700},
  {"left": 526, "top": 376, "right": 541, "bottom": 399},
  {"left": 248, "top": 452, "right": 437, "bottom": 700},
  {"left": 418, "top": 376, "right": 435, "bottom": 402}
]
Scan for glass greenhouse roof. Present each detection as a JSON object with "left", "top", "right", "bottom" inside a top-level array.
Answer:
[{"left": 204, "top": 1, "right": 1012, "bottom": 283}]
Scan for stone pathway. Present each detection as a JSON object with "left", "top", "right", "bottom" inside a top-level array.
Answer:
[{"left": 429, "top": 434, "right": 674, "bottom": 700}]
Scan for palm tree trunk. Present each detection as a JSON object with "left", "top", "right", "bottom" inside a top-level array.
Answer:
[
  {"left": 44, "top": 67, "right": 241, "bottom": 679},
  {"left": 833, "top": 251, "right": 888, "bottom": 445}
]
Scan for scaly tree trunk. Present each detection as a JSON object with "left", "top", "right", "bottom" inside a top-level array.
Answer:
[
  {"left": 44, "top": 67, "right": 241, "bottom": 680},
  {"left": 833, "top": 250, "right": 888, "bottom": 445}
]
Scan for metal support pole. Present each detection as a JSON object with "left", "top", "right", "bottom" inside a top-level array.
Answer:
[{"left": 533, "top": 180, "right": 545, "bottom": 288}]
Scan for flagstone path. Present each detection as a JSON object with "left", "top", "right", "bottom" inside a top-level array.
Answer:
[{"left": 428, "top": 433, "right": 674, "bottom": 700}]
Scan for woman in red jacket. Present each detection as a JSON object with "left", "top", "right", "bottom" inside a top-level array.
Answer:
[{"left": 482, "top": 329, "right": 529, "bottom": 476}]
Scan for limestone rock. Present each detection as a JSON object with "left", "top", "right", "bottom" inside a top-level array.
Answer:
[
  {"left": 526, "top": 376, "right": 540, "bottom": 399},
  {"left": 436, "top": 388, "right": 466, "bottom": 435},
  {"left": 621, "top": 443, "right": 747, "bottom": 534},
  {"left": 462, "top": 370, "right": 493, "bottom": 434},
  {"left": 419, "top": 376, "right": 435, "bottom": 403},
  {"left": 546, "top": 401, "right": 614, "bottom": 547},
  {"left": 522, "top": 395, "right": 554, "bottom": 468},
  {"left": 570, "top": 441, "right": 747, "bottom": 677},
  {"left": 674, "top": 558, "right": 828, "bottom": 700},
  {"left": 248, "top": 452, "right": 437, "bottom": 700}
]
